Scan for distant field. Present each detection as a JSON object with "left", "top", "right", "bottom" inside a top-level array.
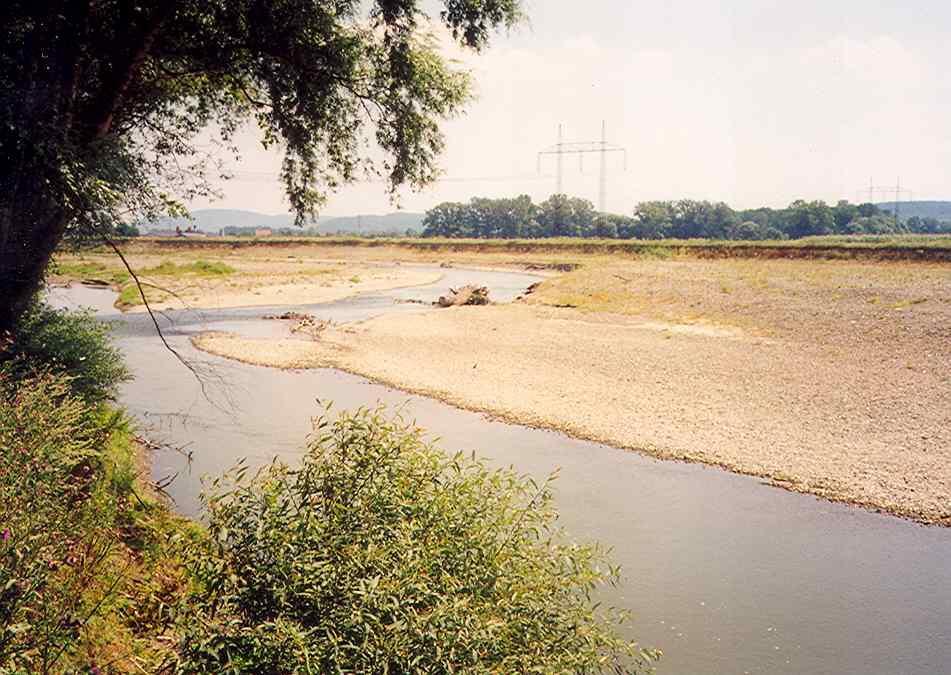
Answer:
[{"left": 121, "top": 234, "right": 951, "bottom": 263}]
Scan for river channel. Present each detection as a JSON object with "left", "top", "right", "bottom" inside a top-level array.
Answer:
[{"left": 50, "top": 266, "right": 951, "bottom": 675}]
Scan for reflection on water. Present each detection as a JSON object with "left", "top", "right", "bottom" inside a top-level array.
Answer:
[{"left": 49, "top": 269, "right": 951, "bottom": 675}]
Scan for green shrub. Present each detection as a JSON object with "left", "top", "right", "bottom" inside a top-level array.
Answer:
[
  {"left": 177, "top": 409, "right": 658, "bottom": 674},
  {"left": 5, "top": 300, "right": 129, "bottom": 403},
  {"left": 115, "top": 222, "right": 140, "bottom": 237}
]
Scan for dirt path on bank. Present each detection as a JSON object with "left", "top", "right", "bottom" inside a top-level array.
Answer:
[{"left": 193, "top": 258, "right": 951, "bottom": 525}]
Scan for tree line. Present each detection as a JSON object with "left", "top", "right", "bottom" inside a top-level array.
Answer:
[{"left": 422, "top": 195, "right": 951, "bottom": 240}]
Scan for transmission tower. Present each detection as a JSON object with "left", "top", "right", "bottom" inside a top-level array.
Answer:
[
  {"left": 537, "top": 122, "right": 626, "bottom": 212},
  {"left": 856, "top": 178, "right": 913, "bottom": 227}
]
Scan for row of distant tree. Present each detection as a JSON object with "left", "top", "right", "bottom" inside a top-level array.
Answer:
[
  {"left": 218, "top": 225, "right": 421, "bottom": 238},
  {"left": 421, "top": 195, "right": 951, "bottom": 240}
]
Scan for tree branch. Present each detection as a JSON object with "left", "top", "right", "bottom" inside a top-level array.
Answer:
[
  {"left": 86, "top": 5, "right": 172, "bottom": 141},
  {"left": 100, "top": 232, "right": 223, "bottom": 403}
]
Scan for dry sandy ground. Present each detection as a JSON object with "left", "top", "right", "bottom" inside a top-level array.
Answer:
[
  {"left": 125, "top": 266, "right": 441, "bottom": 312},
  {"left": 55, "top": 250, "right": 442, "bottom": 311},
  {"left": 193, "top": 257, "right": 951, "bottom": 525}
]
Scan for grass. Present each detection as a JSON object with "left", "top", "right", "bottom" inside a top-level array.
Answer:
[
  {"left": 69, "top": 413, "right": 198, "bottom": 672},
  {"left": 115, "top": 283, "right": 167, "bottom": 309},
  {"left": 0, "top": 369, "right": 198, "bottom": 672},
  {"left": 129, "top": 233, "right": 951, "bottom": 252},
  {"left": 53, "top": 257, "right": 236, "bottom": 309},
  {"left": 112, "top": 260, "right": 234, "bottom": 308},
  {"left": 520, "top": 255, "right": 951, "bottom": 337},
  {"left": 140, "top": 259, "right": 235, "bottom": 277},
  {"left": 53, "top": 259, "right": 130, "bottom": 285}
]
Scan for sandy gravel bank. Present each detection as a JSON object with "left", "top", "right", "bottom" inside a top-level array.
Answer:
[{"left": 194, "top": 294, "right": 951, "bottom": 525}]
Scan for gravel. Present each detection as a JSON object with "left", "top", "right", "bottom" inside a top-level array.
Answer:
[{"left": 194, "top": 258, "right": 951, "bottom": 525}]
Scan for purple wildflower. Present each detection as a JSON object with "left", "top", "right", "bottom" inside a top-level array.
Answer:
[{"left": 1, "top": 528, "right": 10, "bottom": 543}]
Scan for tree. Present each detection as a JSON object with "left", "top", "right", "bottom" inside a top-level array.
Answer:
[
  {"left": 115, "top": 222, "right": 140, "bottom": 237},
  {"left": 592, "top": 214, "right": 619, "bottom": 239},
  {"left": 422, "top": 201, "right": 473, "bottom": 238},
  {"left": 631, "top": 201, "right": 674, "bottom": 239},
  {"left": 783, "top": 200, "right": 835, "bottom": 238},
  {"left": 833, "top": 200, "right": 858, "bottom": 230},
  {"left": 0, "top": 0, "right": 521, "bottom": 334},
  {"left": 727, "top": 220, "right": 785, "bottom": 241},
  {"left": 537, "top": 194, "right": 595, "bottom": 237},
  {"left": 495, "top": 194, "right": 536, "bottom": 238}
]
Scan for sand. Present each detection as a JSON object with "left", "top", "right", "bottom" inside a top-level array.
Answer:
[
  {"left": 193, "top": 262, "right": 951, "bottom": 526},
  {"left": 125, "top": 266, "right": 442, "bottom": 312}
]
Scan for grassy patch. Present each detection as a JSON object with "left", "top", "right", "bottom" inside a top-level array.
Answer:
[
  {"left": 52, "top": 259, "right": 130, "bottom": 285},
  {"left": 140, "top": 259, "right": 235, "bottom": 277},
  {"left": 113, "top": 260, "right": 234, "bottom": 308},
  {"left": 888, "top": 297, "right": 929, "bottom": 310},
  {"left": 115, "top": 283, "right": 172, "bottom": 310},
  {"left": 70, "top": 413, "right": 198, "bottom": 672}
]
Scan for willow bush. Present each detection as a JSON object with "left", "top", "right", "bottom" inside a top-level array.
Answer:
[
  {"left": 4, "top": 300, "right": 129, "bottom": 403},
  {"left": 178, "top": 409, "right": 659, "bottom": 673}
]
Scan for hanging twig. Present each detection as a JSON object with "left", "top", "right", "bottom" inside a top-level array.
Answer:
[{"left": 97, "top": 230, "right": 234, "bottom": 411}]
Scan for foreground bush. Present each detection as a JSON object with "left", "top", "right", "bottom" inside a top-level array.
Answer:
[
  {"left": 4, "top": 300, "right": 129, "bottom": 403},
  {"left": 179, "top": 409, "right": 658, "bottom": 673}
]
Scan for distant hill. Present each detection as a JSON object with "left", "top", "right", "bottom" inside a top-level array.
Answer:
[
  {"left": 142, "top": 209, "right": 424, "bottom": 235},
  {"left": 875, "top": 200, "right": 951, "bottom": 222},
  {"left": 319, "top": 212, "right": 424, "bottom": 234},
  {"left": 143, "top": 209, "right": 295, "bottom": 232}
]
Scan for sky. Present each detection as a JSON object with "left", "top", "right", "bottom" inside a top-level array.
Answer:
[{"left": 190, "top": 0, "right": 951, "bottom": 217}]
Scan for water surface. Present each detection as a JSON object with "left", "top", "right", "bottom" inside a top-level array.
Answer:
[{"left": 50, "top": 270, "right": 951, "bottom": 675}]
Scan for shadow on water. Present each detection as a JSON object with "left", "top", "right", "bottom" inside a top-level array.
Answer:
[{"left": 48, "top": 268, "right": 951, "bottom": 675}]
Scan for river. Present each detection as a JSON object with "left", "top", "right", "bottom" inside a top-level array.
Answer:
[{"left": 50, "top": 267, "right": 951, "bottom": 675}]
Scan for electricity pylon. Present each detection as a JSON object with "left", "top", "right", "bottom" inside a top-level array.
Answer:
[{"left": 537, "top": 122, "right": 626, "bottom": 212}]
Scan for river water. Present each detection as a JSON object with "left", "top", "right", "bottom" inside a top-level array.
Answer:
[{"left": 50, "top": 268, "right": 951, "bottom": 675}]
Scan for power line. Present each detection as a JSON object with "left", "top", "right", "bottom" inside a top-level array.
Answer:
[
  {"left": 855, "top": 178, "right": 913, "bottom": 227},
  {"left": 536, "top": 121, "right": 627, "bottom": 211},
  {"left": 227, "top": 170, "right": 554, "bottom": 185}
]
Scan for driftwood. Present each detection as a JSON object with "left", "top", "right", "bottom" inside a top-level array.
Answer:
[
  {"left": 437, "top": 285, "right": 489, "bottom": 307},
  {"left": 290, "top": 315, "right": 331, "bottom": 338},
  {"left": 262, "top": 311, "right": 311, "bottom": 320},
  {"left": 262, "top": 311, "right": 330, "bottom": 338}
]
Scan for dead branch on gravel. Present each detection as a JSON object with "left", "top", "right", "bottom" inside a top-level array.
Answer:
[{"left": 437, "top": 285, "right": 490, "bottom": 307}]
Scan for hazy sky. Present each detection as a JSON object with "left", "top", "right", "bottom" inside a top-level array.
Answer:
[{"left": 191, "top": 0, "right": 951, "bottom": 216}]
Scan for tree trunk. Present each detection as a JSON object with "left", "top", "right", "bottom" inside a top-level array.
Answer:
[{"left": 0, "top": 181, "right": 69, "bottom": 337}]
